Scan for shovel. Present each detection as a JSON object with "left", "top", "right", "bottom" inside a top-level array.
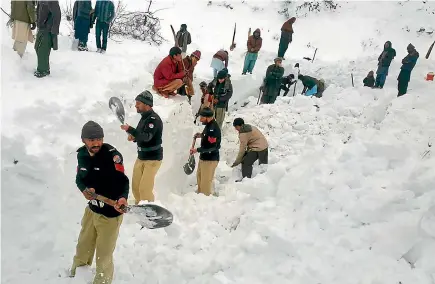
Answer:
[
  {"left": 84, "top": 189, "right": 173, "bottom": 229},
  {"left": 109, "top": 96, "right": 126, "bottom": 124},
  {"left": 183, "top": 138, "right": 197, "bottom": 175}
]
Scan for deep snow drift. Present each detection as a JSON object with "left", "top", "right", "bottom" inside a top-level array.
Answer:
[{"left": 2, "top": 0, "right": 435, "bottom": 283}]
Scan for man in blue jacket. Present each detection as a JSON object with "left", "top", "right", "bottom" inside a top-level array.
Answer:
[
  {"left": 93, "top": 0, "right": 115, "bottom": 53},
  {"left": 398, "top": 44, "right": 419, "bottom": 97}
]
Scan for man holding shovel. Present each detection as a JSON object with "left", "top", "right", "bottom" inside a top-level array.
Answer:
[
  {"left": 120, "top": 91, "right": 163, "bottom": 204},
  {"left": 190, "top": 107, "right": 221, "bottom": 196},
  {"left": 70, "top": 121, "right": 129, "bottom": 284}
]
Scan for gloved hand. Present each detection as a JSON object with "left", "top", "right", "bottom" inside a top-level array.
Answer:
[{"left": 30, "top": 22, "right": 36, "bottom": 30}]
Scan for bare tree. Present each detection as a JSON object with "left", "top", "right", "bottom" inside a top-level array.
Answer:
[
  {"left": 109, "top": 0, "right": 165, "bottom": 45},
  {"left": 61, "top": 0, "right": 74, "bottom": 34}
]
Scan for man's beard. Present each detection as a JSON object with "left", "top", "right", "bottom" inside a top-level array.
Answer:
[{"left": 88, "top": 145, "right": 101, "bottom": 154}]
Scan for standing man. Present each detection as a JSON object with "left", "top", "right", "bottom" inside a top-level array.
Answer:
[
  {"left": 242, "top": 28, "right": 262, "bottom": 75},
  {"left": 176, "top": 24, "right": 191, "bottom": 58},
  {"left": 231, "top": 118, "right": 268, "bottom": 181},
  {"left": 93, "top": 0, "right": 115, "bottom": 53},
  {"left": 207, "top": 68, "right": 233, "bottom": 129},
  {"left": 397, "top": 43, "right": 419, "bottom": 97},
  {"left": 374, "top": 41, "right": 396, "bottom": 89},
  {"left": 10, "top": 0, "right": 36, "bottom": 58},
  {"left": 190, "top": 107, "right": 221, "bottom": 196},
  {"left": 278, "top": 17, "right": 296, "bottom": 59},
  {"left": 73, "top": 0, "right": 93, "bottom": 51},
  {"left": 152, "top": 47, "right": 186, "bottom": 98},
  {"left": 34, "top": 0, "right": 61, "bottom": 78},
  {"left": 261, "top": 57, "right": 284, "bottom": 104},
  {"left": 71, "top": 121, "right": 129, "bottom": 284},
  {"left": 120, "top": 91, "right": 163, "bottom": 204}
]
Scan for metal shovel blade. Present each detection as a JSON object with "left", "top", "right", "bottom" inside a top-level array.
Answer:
[
  {"left": 183, "top": 154, "right": 196, "bottom": 175},
  {"left": 124, "top": 203, "right": 173, "bottom": 229},
  {"left": 108, "top": 96, "right": 125, "bottom": 124}
]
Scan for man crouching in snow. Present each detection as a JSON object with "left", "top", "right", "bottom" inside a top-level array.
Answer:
[
  {"left": 231, "top": 118, "right": 268, "bottom": 181},
  {"left": 152, "top": 46, "right": 186, "bottom": 98},
  {"left": 190, "top": 107, "right": 221, "bottom": 196},
  {"left": 120, "top": 91, "right": 163, "bottom": 204},
  {"left": 70, "top": 121, "right": 129, "bottom": 284}
]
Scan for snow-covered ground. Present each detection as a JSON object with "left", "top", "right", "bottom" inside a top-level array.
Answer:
[{"left": 2, "top": 0, "right": 435, "bottom": 283}]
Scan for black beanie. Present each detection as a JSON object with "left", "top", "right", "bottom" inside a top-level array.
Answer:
[
  {"left": 217, "top": 68, "right": 228, "bottom": 79},
  {"left": 169, "top": 46, "right": 182, "bottom": 56},
  {"left": 199, "top": 107, "right": 214, "bottom": 118},
  {"left": 81, "top": 121, "right": 104, "bottom": 139},
  {"left": 135, "top": 90, "right": 153, "bottom": 107},
  {"left": 233, "top": 118, "right": 244, "bottom": 127}
]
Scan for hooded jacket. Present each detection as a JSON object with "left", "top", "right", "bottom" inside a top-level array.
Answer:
[
  {"left": 378, "top": 41, "right": 396, "bottom": 67},
  {"left": 233, "top": 124, "right": 268, "bottom": 166},
  {"left": 247, "top": 29, "right": 262, "bottom": 53},
  {"left": 400, "top": 45, "right": 419, "bottom": 72}
]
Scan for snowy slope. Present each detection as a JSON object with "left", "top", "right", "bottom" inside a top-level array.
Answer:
[{"left": 2, "top": 0, "right": 435, "bottom": 283}]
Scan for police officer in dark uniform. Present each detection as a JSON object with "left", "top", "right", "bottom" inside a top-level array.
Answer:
[
  {"left": 71, "top": 121, "right": 129, "bottom": 284},
  {"left": 120, "top": 91, "right": 164, "bottom": 204},
  {"left": 190, "top": 107, "right": 221, "bottom": 196}
]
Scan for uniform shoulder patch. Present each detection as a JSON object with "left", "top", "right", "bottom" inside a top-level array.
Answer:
[
  {"left": 113, "top": 155, "right": 122, "bottom": 164},
  {"left": 148, "top": 123, "right": 154, "bottom": 128}
]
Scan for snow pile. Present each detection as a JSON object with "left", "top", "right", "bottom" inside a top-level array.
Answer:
[{"left": 2, "top": 0, "right": 435, "bottom": 283}]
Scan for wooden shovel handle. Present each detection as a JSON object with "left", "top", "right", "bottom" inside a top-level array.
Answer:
[{"left": 84, "top": 189, "right": 128, "bottom": 213}]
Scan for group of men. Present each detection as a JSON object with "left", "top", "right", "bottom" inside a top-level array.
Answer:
[
  {"left": 363, "top": 41, "right": 420, "bottom": 96},
  {"left": 8, "top": 0, "right": 115, "bottom": 78},
  {"left": 70, "top": 87, "right": 269, "bottom": 283}
]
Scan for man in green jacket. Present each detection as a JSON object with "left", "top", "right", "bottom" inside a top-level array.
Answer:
[
  {"left": 34, "top": 1, "right": 61, "bottom": 78},
  {"left": 10, "top": 0, "right": 36, "bottom": 58},
  {"left": 260, "top": 57, "right": 284, "bottom": 104}
]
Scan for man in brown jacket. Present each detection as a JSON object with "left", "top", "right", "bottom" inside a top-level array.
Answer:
[
  {"left": 231, "top": 118, "right": 268, "bottom": 180},
  {"left": 181, "top": 50, "right": 201, "bottom": 104},
  {"left": 242, "top": 28, "right": 262, "bottom": 75},
  {"left": 9, "top": 0, "right": 36, "bottom": 58},
  {"left": 278, "top": 17, "right": 296, "bottom": 59},
  {"left": 210, "top": 49, "right": 229, "bottom": 78}
]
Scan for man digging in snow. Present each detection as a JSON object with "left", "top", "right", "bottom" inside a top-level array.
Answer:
[
  {"left": 120, "top": 91, "right": 163, "bottom": 204},
  {"left": 9, "top": 0, "right": 36, "bottom": 58},
  {"left": 71, "top": 121, "right": 129, "bottom": 284},
  {"left": 231, "top": 118, "right": 268, "bottom": 181},
  {"left": 153, "top": 47, "right": 186, "bottom": 98},
  {"left": 181, "top": 50, "right": 202, "bottom": 104},
  {"left": 211, "top": 49, "right": 229, "bottom": 78},
  {"left": 190, "top": 107, "right": 221, "bottom": 196},
  {"left": 260, "top": 57, "right": 285, "bottom": 104},
  {"left": 242, "top": 28, "right": 262, "bottom": 75},
  {"left": 175, "top": 24, "right": 191, "bottom": 58},
  {"left": 298, "top": 74, "right": 325, "bottom": 98},
  {"left": 34, "top": 0, "right": 61, "bottom": 78},
  {"left": 207, "top": 68, "right": 233, "bottom": 129},
  {"left": 397, "top": 43, "right": 419, "bottom": 97}
]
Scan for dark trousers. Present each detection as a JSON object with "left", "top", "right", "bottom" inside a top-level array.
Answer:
[
  {"left": 34, "top": 30, "right": 52, "bottom": 73},
  {"left": 96, "top": 21, "right": 109, "bottom": 50},
  {"left": 74, "top": 16, "right": 90, "bottom": 46},
  {"left": 397, "top": 69, "right": 411, "bottom": 97},
  {"left": 241, "top": 148, "right": 268, "bottom": 178},
  {"left": 278, "top": 32, "right": 292, "bottom": 58}
]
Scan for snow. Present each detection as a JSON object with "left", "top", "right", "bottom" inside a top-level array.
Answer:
[{"left": 1, "top": 0, "right": 435, "bottom": 283}]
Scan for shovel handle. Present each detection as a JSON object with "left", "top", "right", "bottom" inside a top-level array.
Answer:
[
  {"left": 84, "top": 189, "right": 128, "bottom": 213},
  {"left": 191, "top": 137, "right": 196, "bottom": 148}
]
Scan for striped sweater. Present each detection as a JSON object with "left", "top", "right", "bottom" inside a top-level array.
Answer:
[{"left": 94, "top": 0, "right": 115, "bottom": 23}]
